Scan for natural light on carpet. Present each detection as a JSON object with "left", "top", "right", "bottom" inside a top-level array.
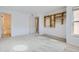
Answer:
[{"left": 12, "top": 44, "right": 28, "bottom": 51}]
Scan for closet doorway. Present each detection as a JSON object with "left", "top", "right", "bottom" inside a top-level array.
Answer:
[
  {"left": 0, "top": 13, "right": 11, "bottom": 38},
  {"left": 35, "top": 17, "right": 39, "bottom": 33}
]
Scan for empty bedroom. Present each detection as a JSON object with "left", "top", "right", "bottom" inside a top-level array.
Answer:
[{"left": 0, "top": 6, "right": 79, "bottom": 52}]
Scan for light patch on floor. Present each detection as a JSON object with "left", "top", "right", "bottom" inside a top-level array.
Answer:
[{"left": 12, "top": 44, "right": 28, "bottom": 52}]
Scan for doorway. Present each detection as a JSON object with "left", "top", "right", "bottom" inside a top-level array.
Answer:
[
  {"left": 35, "top": 17, "right": 39, "bottom": 33},
  {"left": 0, "top": 13, "right": 11, "bottom": 38}
]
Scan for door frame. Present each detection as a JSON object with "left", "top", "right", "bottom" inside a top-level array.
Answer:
[{"left": 35, "top": 17, "right": 39, "bottom": 33}]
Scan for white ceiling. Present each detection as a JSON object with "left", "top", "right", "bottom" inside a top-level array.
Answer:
[{"left": 0, "top": 6, "right": 66, "bottom": 14}]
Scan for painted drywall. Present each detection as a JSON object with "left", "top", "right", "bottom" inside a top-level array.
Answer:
[
  {"left": 39, "top": 8, "right": 66, "bottom": 39},
  {"left": 0, "top": 8, "right": 32, "bottom": 37},
  {"left": 28, "top": 14, "right": 36, "bottom": 34},
  {"left": 66, "top": 6, "right": 79, "bottom": 46},
  {"left": 0, "top": 16, "right": 2, "bottom": 38},
  {"left": 11, "top": 11, "right": 30, "bottom": 36}
]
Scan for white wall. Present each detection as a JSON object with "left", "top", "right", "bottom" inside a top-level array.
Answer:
[
  {"left": 0, "top": 16, "right": 2, "bottom": 38},
  {"left": 28, "top": 14, "right": 36, "bottom": 34},
  {"left": 66, "top": 6, "right": 79, "bottom": 46},
  {"left": 0, "top": 8, "right": 33, "bottom": 37},
  {"left": 39, "top": 8, "right": 66, "bottom": 39},
  {"left": 11, "top": 11, "right": 30, "bottom": 36}
]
